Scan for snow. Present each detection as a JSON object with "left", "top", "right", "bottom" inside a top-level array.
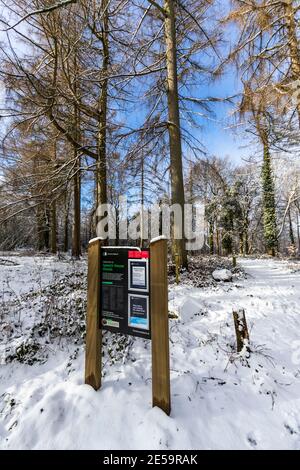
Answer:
[
  {"left": 150, "top": 235, "right": 167, "bottom": 244},
  {"left": 88, "top": 237, "right": 106, "bottom": 244},
  {"left": 212, "top": 268, "right": 232, "bottom": 282},
  {"left": 1, "top": 255, "right": 300, "bottom": 449}
]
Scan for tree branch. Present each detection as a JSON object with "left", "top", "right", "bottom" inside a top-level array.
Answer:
[
  {"left": 147, "top": 0, "right": 166, "bottom": 18},
  {"left": 1, "top": 0, "right": 77, "bottom": 31}
]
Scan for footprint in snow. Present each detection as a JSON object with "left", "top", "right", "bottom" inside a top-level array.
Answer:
[
  {"left": 284, "top": 423, "right": 297, "bottom": 435},
  {"left": 247, "top": 433, "right": 257, "bottom": 448}
]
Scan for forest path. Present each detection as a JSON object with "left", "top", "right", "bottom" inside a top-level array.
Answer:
[{"left": 238, "top": 257, "right": 300, "bottom": 324}]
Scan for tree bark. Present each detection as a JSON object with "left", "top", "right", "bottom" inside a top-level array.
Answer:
[
  {"left": 72, "top": 47, "right": 81, "bottom": 258},
  {"left": 209, "top": 222, "right": 214, "bottom": 254},
  {"left": 288, "top": 207, "right": 295, "bottom": 247},
  {"left": 37, "top": 205, "right": 44, "bottom": 252},
  {"left": 215, "top": 228, "right": 220, "bottom": 255},
  {"left": 164, "top": 0, "right": 187, "bottom": 267},
  {"left": 51, "top": 200, "right": 57, "bottom": 254},
  {"left": 283, "top": 0, "right": 300, "bottom": 126},
  {"left": 72, "top": 150, "right": 81, "bottom": 258},
  {"left": 297, "top": 207, "right": 300, "bottom": 255},
  {"left": 44, "top": 206, "right": 50, "bottom": 251},
  {"left": 244, "top": 229, "right": 249, "bottom": 255},
  {"left": 37, "top": 204, "right": 50, "bottom": 252},
  {"left": 63, "top": 190, "right": 69, "bottom": 252},
  {"left": 140, "top": 152, "right": 145, "bottom": 248},
  {"left": 96, "top": 0, "right": 109, "bottom": 219}
]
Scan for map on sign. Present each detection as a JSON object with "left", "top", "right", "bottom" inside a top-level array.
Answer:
[{"left": 100, "top": 248, "right": 151, "bottom": 339}]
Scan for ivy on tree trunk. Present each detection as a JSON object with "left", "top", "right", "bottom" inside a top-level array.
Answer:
[{"left": 261, "top": 143, "right": 277, "bottom": 256}]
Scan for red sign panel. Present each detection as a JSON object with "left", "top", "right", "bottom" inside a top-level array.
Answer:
[{"left": 128, "top": 250, "right": 149, "bottom": 259}]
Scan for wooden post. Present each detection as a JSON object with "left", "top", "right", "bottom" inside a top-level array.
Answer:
[
  {"left": 85, "top": 238, "right": 102, "bottom": 389},
  {"left": 232, "top": 308, "right": 250, "bottom": 353},
  {"left": 150, "top": 238, "right": 171, "bottom": 415}
]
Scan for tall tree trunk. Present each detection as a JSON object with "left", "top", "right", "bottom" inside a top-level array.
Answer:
[
  {"left": 37, "top": 204, "right": 50, "bottom": 252},
  {"left": 72, "top": 151, "right": 81, "bottom": 258},
  {"left": 44, "top": 206, "right": 50, "bottom": 251},
  {"left": 50, "top": 137, "right": 57, "bottom": 254},
  {"left": 51, "top": 200, "right": 57, "bottom": 254},
  {"left": 283, "top": 0, "right": 300, "bottom": 126},
  {"left": 239, "top": 231, "right": 243, "bottom": 255},
  {"left": 140, "top": 152, "right": 145, "bottom": 248},
  {"left": 164, "top": 0, "right": 187, "bottom": 267},
  {"left": 242, "top": 213, "right": 249, "bottom": 255},
  {"left": 244, "top": 229, "right": 249, "bottom": 255},
  {"left": 64, "top": 211, "right": 69, "bottom": 252},
  {"left": 37, "top": 205, "right": 44, "bottom": 251},
  {"left": 297, "top": 206, "right": 300, "bottom": 255},
  {"left": 209, "top": 221, "right": 214, "bottom": 254},
  {"left": 63, "top": 190, "right": 69, "bottom": 252},
  {"left": 288, "top": 207, "right": 295, "bottom": 247},
  {"left": 96, "top": 0, "right": 109, "bottom": 232},
  {"left": 216, "top": 228, "right": 220, "bottom": 255},
  {"left": 71, "top": 109, "right": 81, "bottom": 257},
  {"left": 72, "top": 48, "right": 81, "bottom": 258}
]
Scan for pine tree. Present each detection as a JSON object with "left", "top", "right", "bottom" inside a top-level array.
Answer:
[{"left": 220, "top": 187, "right": 241, "bottom": 256}]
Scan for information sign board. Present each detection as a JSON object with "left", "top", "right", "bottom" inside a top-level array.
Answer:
[{"left": 100, "top": 248, "right": 151, "bottom": 339}]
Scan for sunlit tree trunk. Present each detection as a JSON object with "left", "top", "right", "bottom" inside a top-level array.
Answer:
[
  {"left": 164, "top": 0, "right": 187, "bottom": 267},
  {"left": 283, "top": 0, "right": 300, "bottom": 126},
  {"left": 96, "top": 0, "right": 109, "bottom": 216}
]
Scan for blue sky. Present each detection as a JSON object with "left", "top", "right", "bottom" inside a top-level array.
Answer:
[{"left": 195, "top": 72, "right": 253, "bottom": 164}]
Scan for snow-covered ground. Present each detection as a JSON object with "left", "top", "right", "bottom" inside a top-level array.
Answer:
[{"left": 1, "top": 254, "right": 300, "bottom": 450}]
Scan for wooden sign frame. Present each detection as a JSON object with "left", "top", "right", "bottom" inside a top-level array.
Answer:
[{"left": 84, "top": 238, "right": 171, "bottom": 415}]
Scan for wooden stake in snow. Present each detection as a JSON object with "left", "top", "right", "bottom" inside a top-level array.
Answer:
[{"left": 232, "top": 309, "right": 250, "bottom": 353}]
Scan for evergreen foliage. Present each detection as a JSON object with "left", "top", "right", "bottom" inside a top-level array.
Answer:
[{"left": 261, "top": 145, "right": 277, "bottom": 255}]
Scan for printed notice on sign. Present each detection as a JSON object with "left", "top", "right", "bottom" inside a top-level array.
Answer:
[
  {"left": 128, "top": 259, "right": 149, "bottom": 292},
  {"left": 132, "top": 265, "right": 145, "bottom": 286},
  {"left": 128, "top": 294, "right": 149, "bottom": 330}
]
